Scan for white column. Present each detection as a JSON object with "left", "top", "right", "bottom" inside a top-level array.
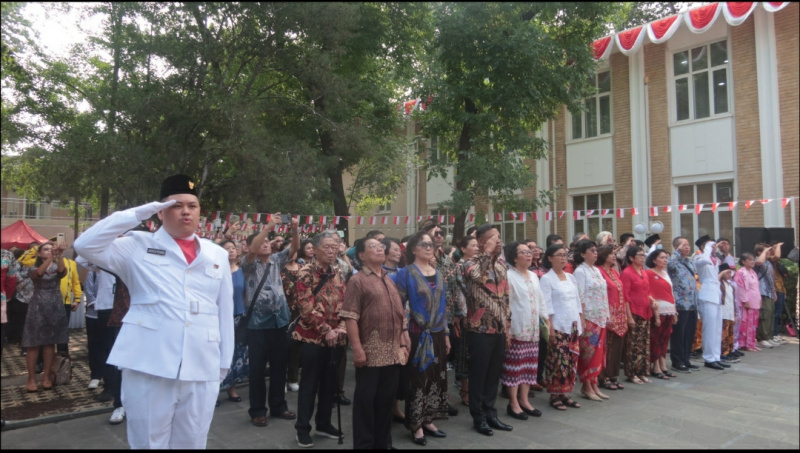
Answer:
[
  {"left": 753, "top": 8, "right": 784, "bottom": 227},
  {"left": 536, "top": 123, "right": 551, "bottom": 241},
  {"left": 629, "top": 49, "right": 649, "bottom": 238},
  {"left": 406, "top": 121, "right": 419, "bottom": 236}
]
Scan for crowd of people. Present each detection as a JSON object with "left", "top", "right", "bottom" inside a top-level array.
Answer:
[{"left": 1, "top": 175, "right": 798, "bottom": 448}]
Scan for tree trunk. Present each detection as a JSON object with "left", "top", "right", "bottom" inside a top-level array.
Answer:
[
  {"left": 73, "top": 195, "right": 80, "bottom": 246},
  {"left": 321, "top": 129, "right": 351, "bottom": 238},
  {"left": 101, "top": 2, "right": 122, "bottom": 218},
  {"left": 453, "top": 98, "right": 477, "bottom": 240}
]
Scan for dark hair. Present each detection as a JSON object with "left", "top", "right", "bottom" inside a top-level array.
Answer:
[
  {"left": 354, "top": 237, "right": 368, "bottom": 258},
  {"left": 572, "top": 240, "right": 597, "bottom": 266},
  {"left": 542, "top": 243, "right": 565, "bottom": 270},
  {"left": 475, "top": 223, "right": 498, "bottom": 239},
  {"left": 466, "top": 226, "right": 477, "bottom": 237},
  {"left": 404, "top": 231, "right": 432, "bottom": 264},
  {"left": 716, "top": 237, "right": 730, "bottom": 244},
  {"left": 246, "top": 232, "right": 259, "bottom": 246},
  {"left": 596, "top": 244, "right": 615, "bottom": 266},
  {"left": 34, "top": 242, "right": 56, "bottom": 267},
  {"left": 418, "top": 218, "right": 440, "bottom": 234},
  {"left": 298, "top": 239, "right": 314, "bottom": 260},
  {"left": 754, "top": 242, "right": 769, "bottom": 255},
  {"left": 633, "top": 239, "right": 644, "bottom": 248},
  {"left": 545, "top": 234, "right": 563, "bottom": 247},
  {"left": 626, "top": 246, "right": 643, "bottom": 264},
  {"left": 365, "top": 230, "right": 384, "bottom": 239},
  {"left": 457, "top": 235, "right": 477, "bottom": 250},
  {"left": 504, "top": 241, "right": 525, "bottom": 267},
  {"left": 645, "top": 249, "right": 669, "bottom": 268},
  {"left": 219, "top": 239, "right": 236, "bottom": 250},
  {"left": 672, "top": 236, "right": 688, "bottom": 248},
  {"left": 382, "top": 237, "right": 402, "bottom": 260},
  {"left": 739, "top": 252, "right": 754, "bottom": 266},
  {"left": 619, "top": 233, "right": 634, "bottom": 244}
]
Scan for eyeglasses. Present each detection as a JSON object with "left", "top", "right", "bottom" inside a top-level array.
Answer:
[
  {"left": 636, "top": 253, "right": 646, "bottom": 257},
  {"left": 552, "top": 253, "right": 567, "bottom": 258},
  {"left": 518, "top": 250, "right": 532, "bottom": 256},
  {"left": 417, "top": 242, "right": 435, "bottom": 249},
  {"left": 367, "top": 243, "right": 386, "bottom": 251},
  {"left": 432, "top": 230, "right": 443, "bottom": 237},
  {"left": 317, "top": 244, "right": 338, "bottom": 251}
]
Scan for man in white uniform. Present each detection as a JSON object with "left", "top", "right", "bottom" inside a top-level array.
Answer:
[
  {"left": 74, "top": 174, "right": 233, "bottom": 449},
  {"left": 693, "top": 235, "right": 727, "bottom": 371}
]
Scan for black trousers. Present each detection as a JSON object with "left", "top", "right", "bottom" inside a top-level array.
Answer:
[
  {"left": 107, "top": 324, "right": 123, "bottom": 408},
  {"left": 295, "top": 343, "right": 341, "bottom": 435},
  {"left": 6, "top": 297, "right": 28, "bottom": 344},
  {"left": 247, "top": 326, "right": 290, "bottom": 418},
  {"left": 57, "top": 304, "right": 71, "bottom": 353},
  {"left": 336, "top": 339, "right": 348, "bottom": 396},
  {"left": 467, "top": 332, "right": 505, "bottom": 425},
  {"left": 670, "top": 309, "right": 698, "bottom": 367},
  {"left": 353, "top": 365, "right": 400, "bottom": 450},
  {"left": 85, "top": 315, "right": 105, "bottom": 379}
]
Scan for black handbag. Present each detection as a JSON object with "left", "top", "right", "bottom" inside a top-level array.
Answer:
[{"left": 236, "top": 263, "right": 271, "bottom": 347}]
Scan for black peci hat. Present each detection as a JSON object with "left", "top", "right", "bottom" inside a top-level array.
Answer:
[
  {"left": 644, "top": 234, "right": 661, "bottom": 248},
  {"left": 160, "top": 174, "right": 197, "bottom": 200},
  {"left": 695, "top": 234, "right": 712, "bottom": 249},
  {"left": 718, "top": 262, "right": 731, "bottom": 273}
]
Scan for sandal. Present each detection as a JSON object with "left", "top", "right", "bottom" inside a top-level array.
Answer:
[
  {"left": 560, "top": 396, "right": 581, "bottom": 408},
  {"left": 641, "top": 376, "right": 652, "bottom": 384},
  {"left": 627, "top": 376, "right": 644, "bottom": 385},
  {"left": 651, "top": 372, "right": 669, "bottom": 380},
  {"left": 601, "top": 378, "right": 618, "bottom": 391},
  {"left": 663, "top": 370, "right": 677, "bottom": 378},
  {"left": 610, "top": 378, "right": 624, "bottom": 390},
  {"left": 459, "top": 389, "right": 470, "bottom": 407},
  {"left": 549, "top": 398, "right": 567, "bottom": 411}
]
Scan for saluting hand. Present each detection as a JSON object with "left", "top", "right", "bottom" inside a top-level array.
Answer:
[{"left": 135, "top": 200, "right": 177, "bottom": 221}]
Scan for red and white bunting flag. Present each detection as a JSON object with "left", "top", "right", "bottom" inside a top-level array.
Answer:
[
  {"left": 416, "top": 216, "right": 423, "bottom": 222},
  {"left": 381, "top": 216, "right": 388, "bottom": 225},
  {"left": 495, "top": 213, "right": 503, "bottom": 221},
  {"left": 631, "top": 208, "right": 638, "bottom": 216},
  {"left": 469, "top": 213, "right": 474, "bottom": 223},
  {"left": 574, "top": 211, "right": 582, "bottom": 220},
  {"left": 240, "top": 212, "right": 247, "bottom": 222},
  {"left": 558, "top": 211, "right": 566, "bottom": 219},
  {"left": 405, "top": 216, "right": 410, "bottom": 224},
  {"left": 760, "top": 199, "right": 771, "bottom": 205},
  {"left": 510, "top": 212, "right": 517, "bottom": 220},
  {"left": 206, "top": 222, "right": 212, "bottom": 231},
  {"left": 450, "top": 216, "right": 455, "bottom": 223},
  {"left": 711, "top": 202, "right": 720, "bottom": 212},
  {"left": 585, "top": 209, "right": 594, "bottom": 217},
  {"left": 650, "top": 206, "right": 658, "bottom": 217},
  {"left": 393, "top": 216, "right": 400, "bottom": 225},
  {"left": 782, "top": 198, "right": 791, "bottom": 208},
  {"left": 369, "top": 216, "right": 376, "bottom": 225},
  {"left": 438, "top": 215, "right": 445, "bottom": 223},
  {"left": 520, "top": 212, "right": 527, "bottom": 222},
  {"left": 664, "top": 206, "right": 672, "bottom": 213},
  {"left": 427, "top": 215, "right": 433, "bottom": 220},
  {"left": 226, "top": 212, "right": 233, "bottom": 223},
  {"left": 695, "top": 204, "right": 704, "bottom": 214},
  {"left": 292, "top": 215, "right": 299, "bottom": 222},
  {"left": 728, "top": 202, "right": 737, "bottom": 211},
  {"left": 679, "top": 204, "right": 687, "bottom": 211},
  {"left": 319, "top": 216, "right": 327, "bottom": 225},
  {"left": 305, "top": 215, "right": 313, "bottom": 224},
  {"left": 616, "top": 208, "right": 625, "bottom": 219},
  {"left": 213, "top": 211, "right": 221, "bottom": 220},
  {"left": 357, "top": 216, "right": 364, "bottom": 225},
  {"left": 601, "top": 209, "right": 610, "bottom": 216},
  {"left": 532, "top": 212, "right": 539, "bottom": 221},
  {"left": 745, "top": 200, "right": 755, "bottom": 209},
  {"left": 545, "top": 211, "right": 553, "bottom": 221},
  {"left": 254, "top": 213, "right": 261, "bottom": 222},
  {"left": 221, "top": 220, "right": 228, "bottom": 230}
]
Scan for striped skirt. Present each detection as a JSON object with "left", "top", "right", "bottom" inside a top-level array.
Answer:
[{"left": 501, "top": 339, "right": 539, "bottom": 387}]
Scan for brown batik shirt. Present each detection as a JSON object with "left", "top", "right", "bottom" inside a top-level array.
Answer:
[
  {"left": 292, "top": 262, "right": 347, "bottom": 346},
  {"left": 463, "top": 252, "right": 511, "bottom": 335}
]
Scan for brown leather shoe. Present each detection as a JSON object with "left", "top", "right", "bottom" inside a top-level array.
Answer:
[
  {"left": 274, "top": 410, "right": 296, "bottom": 420},
  {"left": 251, "top": 416, "right": 268, "bottom": 427}
]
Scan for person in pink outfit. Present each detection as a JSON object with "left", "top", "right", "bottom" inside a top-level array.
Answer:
[{"left": 733, "top": 253, "right": 760, "bottom": 351}]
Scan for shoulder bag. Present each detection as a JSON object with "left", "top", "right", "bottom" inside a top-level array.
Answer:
[
  {"left": 235, "top": 262, "right": 271, "bottom": 347},
  {"left": 52, "top": 351, "right": 72, "bottom": 385}
]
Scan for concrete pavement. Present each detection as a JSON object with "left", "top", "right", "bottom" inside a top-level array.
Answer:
[{"left": 2, "top": 338, "right": 798, "bottom": 449}]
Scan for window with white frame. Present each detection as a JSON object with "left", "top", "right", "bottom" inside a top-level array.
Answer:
[
  {"left": 377, "top": 202, "right": 391, "bottom": 213},
  {"left": 498, "top": 211, "right": 527, "bottom": 244},
  {"left": 572, "top": 193, "right": 615, "bottom": 241},
  {"left": 571, "top": 71, "right": 611, "bottom": 140},
  {"left": 677, "top": 181, "right": 735, "bottom": 247},
  {"left": 673, "top": 40, "right": 729, "bottom": 122}
]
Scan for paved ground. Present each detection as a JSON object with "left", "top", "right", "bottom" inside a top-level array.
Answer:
[{"left": 2, "top": 330, "right": 798, "bottom": 449}]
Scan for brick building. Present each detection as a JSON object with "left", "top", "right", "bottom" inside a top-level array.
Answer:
[{"left": 346, "top": 2, "right": 798, "bottom": 252}]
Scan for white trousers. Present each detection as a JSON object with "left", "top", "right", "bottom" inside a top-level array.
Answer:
[
  {"left": 122, "top": 369, "right": 218, "bottom": 449},
  {"left": 699, "top": 300, "right": 722, "bottom": 363}
]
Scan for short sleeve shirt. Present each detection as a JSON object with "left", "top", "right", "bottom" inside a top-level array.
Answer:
[{"left": 241, "top": 247, "right": 291, "bottom": 329}]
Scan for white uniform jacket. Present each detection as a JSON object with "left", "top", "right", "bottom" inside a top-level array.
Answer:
[
  {"left": 695, "top": 242, "right": 721, "bottom": 304},
  {"left": 74, "top": 208, "right": 234, "bottom": 382}
]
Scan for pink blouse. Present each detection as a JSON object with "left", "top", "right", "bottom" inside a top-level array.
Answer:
[{"left": 733, "top": 267, "right": 761, "bottom": 309}]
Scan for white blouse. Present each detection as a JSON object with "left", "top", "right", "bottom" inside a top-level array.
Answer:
[
  {"left": 540, "top": 270, "right": 583, "bottom": 335},
  {"left": 507, "top": 267, "right": 549, "bottom": 342},
  {"left": 573, "top": 263, "right": 609, "bottom": 327}
]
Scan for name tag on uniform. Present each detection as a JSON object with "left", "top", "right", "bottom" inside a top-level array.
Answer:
[{"left": 147, "top": 248, "right": 166, "bottom": 256}]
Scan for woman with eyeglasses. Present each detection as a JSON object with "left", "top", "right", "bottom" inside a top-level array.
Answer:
[
  {"left": 218, "top": 240, "right": 249, "bottom": 402},
  {"left": 646, "top": 249, "right": 678, "bottom": 380},
  {"left": 21, "top": 242, "right": 67, "bottom": 392},
  {"left": 621, "top": 246, "right": 658, "bottom": 385},
  {"left": 453, "top": 235, "right": 479, "bottom": 406},
  {"left": 382, "top": 237, "right": 404, "bottom": 278},
  {"left": 394, "top": 232, "right": 450, "bottom": 446},
  {"left": 502, "top": 242, "right": 551, "bottom": 420},
  {"left": 596, "top": 245, "right": 628, "bottom": 391},
  {"left": 572, "top": 240, "right": 610, "bottom": 402},
  {"left": 540, "top": 244, "right": 583, "bottom": 411}
]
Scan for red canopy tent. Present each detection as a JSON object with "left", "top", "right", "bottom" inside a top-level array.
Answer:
[{"left": 1, "top": 220, "right": 49, "bottom": 249}]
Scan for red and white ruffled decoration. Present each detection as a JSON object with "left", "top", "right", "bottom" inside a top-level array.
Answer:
[{"left": 592, "top": 2, "right": 792, "bottom": 60}]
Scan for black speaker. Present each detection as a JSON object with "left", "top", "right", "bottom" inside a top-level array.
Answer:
[{"left": 734, "top": 227, "right": 795, "bottom": 257}]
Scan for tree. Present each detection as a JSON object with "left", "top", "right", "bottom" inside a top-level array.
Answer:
[
  {"left": 608, "top": 2, "right": 688, "bottom": 33},
  {"left": 415, "top": 2, "right": 621, "bottom": 239}
]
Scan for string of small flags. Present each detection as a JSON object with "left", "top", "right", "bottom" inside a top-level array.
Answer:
[{"left": 160, "top": 197, "right": 795, "bottom": 238}]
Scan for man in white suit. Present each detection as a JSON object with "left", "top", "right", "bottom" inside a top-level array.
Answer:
[
  {"left": 74, "top": 174, "right": 233, "bottom": 449},
  {"left": 693, "top": 235, "right": 727, "bottom": 371}
]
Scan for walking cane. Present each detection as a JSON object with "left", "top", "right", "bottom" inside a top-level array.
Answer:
[{"left": 331, "top": 345, "right": 345, "bottom": 445}]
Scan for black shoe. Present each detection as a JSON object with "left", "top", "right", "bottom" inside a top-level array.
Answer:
[
  {"left": 720, "top": 355, "right": 740, "bottom": 363},
  {"left": 422, "top": 426, "right": 446, "bottom": 438},
  {"left": 486, "top": 417, "right": 513, "bottom": 431},
  {"left": 336, "top": 395, "right": 351, "bottom": 406},
  {"left": 717, "top": 361, "right": 731, "bottom": 368},
  {"left": 521, "top": 406, "right": 542, "bottom": 417},
  {"left": 316, "top": 425, "right": 343, "bottom": 439},
  {"left": 393, "top": 414, "right": 406, "bottom": 424},
  {"left": 733, "top": 350, "right": 745, "bottom": 357},
  {"left": 506, "top": 405, "right": 528, "bottom": 420},
  {"left": 686, "top": 363, "right": 700, "bottom": 370},
  {"left": 412, "top": 435, "right": 427, "bottom": 446},
  {"left": 474, "top": 421, "right": 493, "bottom": 436},
  {"left": 447, "top": 403, "right": 458, "bottom": 417},
  {"left": 704, "top": 361, "right": 724, "bottom": 370},
  {"left": 296, "top": 432, "right": 314, "bottom": 448},
  {"left": 671, "top": 364, "right": 691, "bottom": 373}
]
